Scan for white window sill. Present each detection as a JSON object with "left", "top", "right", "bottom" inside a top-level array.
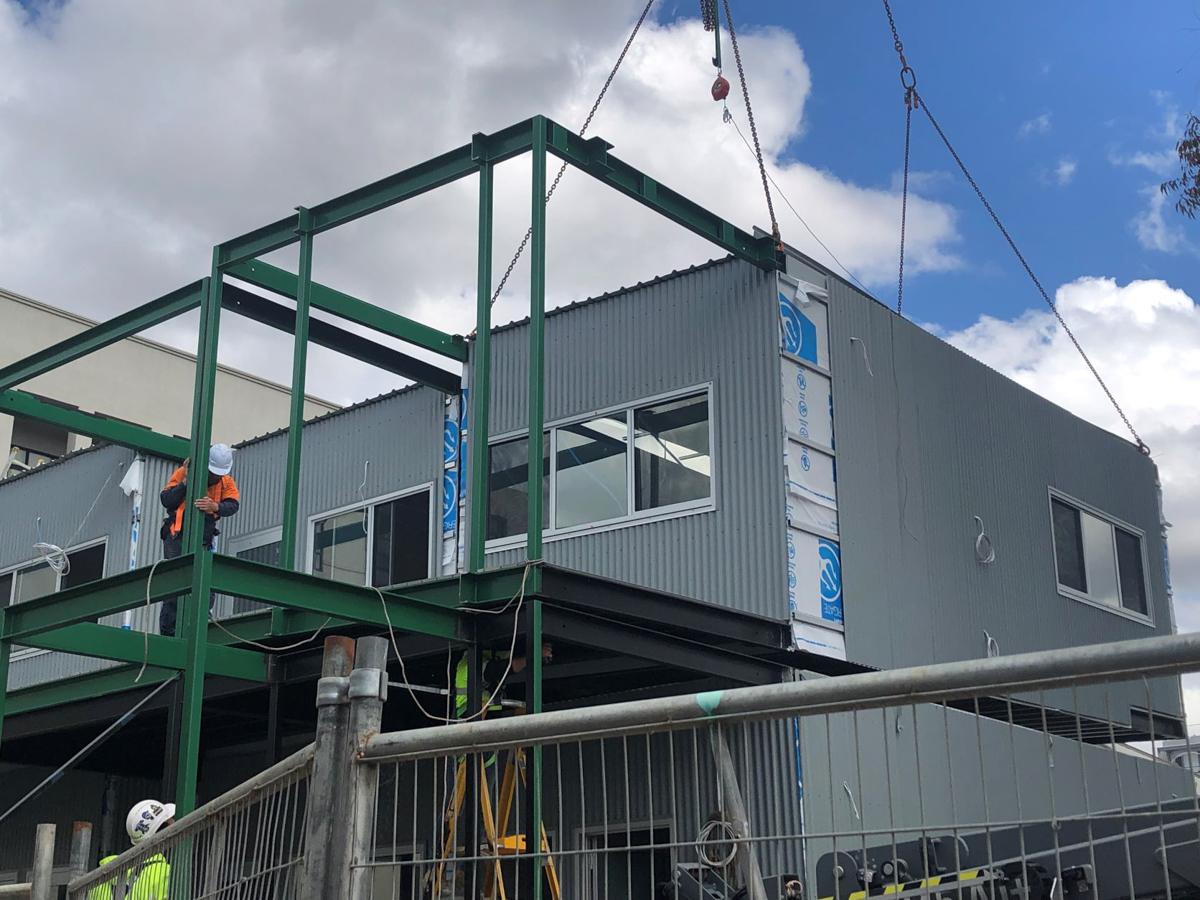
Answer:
[{"left": 1058, "top": 586, "right": 1154, "bottom": 627}]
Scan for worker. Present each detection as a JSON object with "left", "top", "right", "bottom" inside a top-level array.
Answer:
[
  {"left": 158, "top": 443, "right": 239, "bottom": 637},
  {"left": 453, "top": 637, "right": 553, "bottom": 720},
  {"left": 87, "top": 800, "right": 174, "bottom": 900}
]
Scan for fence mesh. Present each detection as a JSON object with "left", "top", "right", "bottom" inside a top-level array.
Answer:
[
  {"left": 355, "top": 666, "right": 1200, "bottom": 900},
  {"left": 66, "top": 745, "right": 312, "bottom": 900}
]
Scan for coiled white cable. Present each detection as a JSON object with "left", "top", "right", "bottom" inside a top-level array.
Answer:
[{"left": 697, "top": 817, "right": 738, "bottom": 868}]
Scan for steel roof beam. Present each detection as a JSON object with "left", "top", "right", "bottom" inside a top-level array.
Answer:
[
  {"left": 225, "top": 260, "right": 467, "bottom": 363},
  {"left": 223, "top": 285, "right": 461, "bottom": 394},
  {"left": 0, "top": 280, "right": 206, "bottom": 393}
]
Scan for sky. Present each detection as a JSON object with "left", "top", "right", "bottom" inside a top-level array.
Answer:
[{"left": 1, "top": 1, "right": 1199, "bottom": 724}]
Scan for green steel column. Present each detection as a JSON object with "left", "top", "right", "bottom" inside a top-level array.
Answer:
[
  {"left": 525, "top": 599, "right": 544, "bottom": 900},
  {"left": 275, "top": 209, "right": 315, "bottom": 632},
  {"left": 176, "top": 260, "right": 223, "bottom": 815},
  {"left": 469, "top": 164, "right": 494, "bottom": 574},
  {"left": 527, "top": 118, "right": 548, "bottom": 563}
]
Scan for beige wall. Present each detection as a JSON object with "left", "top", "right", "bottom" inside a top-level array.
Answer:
[{"left": 1, "top": 287, "right": 338, "bottom": 454}]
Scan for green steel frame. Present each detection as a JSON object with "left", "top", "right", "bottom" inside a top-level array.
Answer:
[{"left": 0, "top": 115, "right": 782, "bottom": 816}]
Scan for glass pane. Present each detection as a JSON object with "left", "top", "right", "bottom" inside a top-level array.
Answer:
[
  {"left": 0, "top": 572, "right": 12, "bottom": 608},
  {"left": 236, "top": 541, "right": 281, "bottom": 567},
  {"left": 372, "top": 491, "right": 431, "bottom": 587},
  {"left": 1115, "top": 528, "right": 1148, "bottom": 615},
  {"left": 1081, "top": 512, "right": 1119, "bottom": 607},
  {"left": 61, "top": 544, "right": 106, "bottom": 590},
  {"left": 634, "top": 394, "right": 711, "bottom": 511},
  {"left": 1051, "top": 499, "right": 1086, "bottom": 593},
  {"left": 487, "top": 435, "right": 550, "bottom": 541},
  {"left": 15, "top": 563, "right": 56, "bottom": 603},
  {"left": 312, "top": 511, "right": 368, "bottom": 585},
  {"left": 555, "top": 415, "right": 629, "bottom": 529}
]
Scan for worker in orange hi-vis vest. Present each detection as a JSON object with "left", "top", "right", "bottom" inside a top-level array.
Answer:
[{"left": 157, "top": 443, "right": 240, "bottom": 637}]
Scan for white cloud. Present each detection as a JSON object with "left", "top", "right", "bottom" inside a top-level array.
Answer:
[
  {"left": 1053, "top": 156, "right": 1076, "bottom": 186},
  {"left": 1131, "top": 187, "right": 1192, "bottom": 254},
  {"left": 0, "top": 1, "right": 962, "bottom": 407},
  {"left": 1018, "top": 112, "right": 1052, "bottom": 138},
  {"left": 940, "top": 276, "right": 1200, "bottom": 727}
]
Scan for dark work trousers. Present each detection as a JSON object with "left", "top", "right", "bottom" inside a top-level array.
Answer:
[{"left": 159, "top": 533, "right": 215, "bottom": 637}]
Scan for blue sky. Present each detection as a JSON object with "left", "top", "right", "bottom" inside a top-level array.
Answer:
[{"left": 700, "top": 1, "right": 1200, "bottom": 329}]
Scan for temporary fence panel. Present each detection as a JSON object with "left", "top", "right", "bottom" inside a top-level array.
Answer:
[
  {"left": 354, "top": 633, "right": 1200, "bottom": 900},
  {"left": 66, "top": 745, "right": 312, "bottom": 900}
]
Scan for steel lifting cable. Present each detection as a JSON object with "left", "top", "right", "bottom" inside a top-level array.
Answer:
[
  {"left": 880, "top": 0, "right": 1149, "bottom": 455},
  {"left": 721, "top": 0, "right": 782, "bottom": 249},
  {"left": 489, "top": 0, "right": 658, "bottom": 307}
]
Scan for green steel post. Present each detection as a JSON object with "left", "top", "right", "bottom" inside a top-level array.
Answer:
[
  {"left": 176, "top": 255, "right": 224, "bottom": 814},
  {"left": 469, "top": 159, "right": 494, "bottom": 574},
  {"left": 275, "top": 210, "right": 315, "bottom": 632},
  {"left": 527, "top": 118, "right": 548, "bottom": 563}
]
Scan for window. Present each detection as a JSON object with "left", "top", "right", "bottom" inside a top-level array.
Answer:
[
  {"left": 310, "top": 487, "right": 433, "bottom": 588},
  {"left": 556, "top": 415, "right": 628, "bottom": 528},
  {"left": 1050, "top": 493, "right": 1150, "bottom": 619},
  {"left": 228, "top": 530, "right": 283, "bottom": 616},
  {"left": 0, "top": 542, "right": 107, "bottom": 608},
  {"left": 634, "top": 394, "right": 711, "bottom": 511},
  {"left": 584, "top": 826, "right": 672, "bottom": 900},
  {"left": 487, "top": 434, "right": 550, "bottom": 541},
  {"left": 486, "top": 388, "right": 714, "bottom": 544}
]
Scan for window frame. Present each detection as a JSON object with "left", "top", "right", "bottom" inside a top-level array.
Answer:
[
  {"left": 1047, "top": 488, "right": 1153, "bottom": 626},
  {"left": 228, "top": 526, "right": 284, "bottom": 559},
  {"left": 486, "top": 383, "right": 716, "bottom": 551},
  {"left": 576, "top": 819, "right": 674, "bottom": 900},
  {"left": 304, "top": 483, "right": 437, "bottom": 588},
  {"left": 1, "top": 536, "right": 109, "bottom": 661}
]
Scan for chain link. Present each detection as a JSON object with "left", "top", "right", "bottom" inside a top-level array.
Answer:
[
  {"left": 489, "top": 0, "right": 657, "bottom": 306},
  {"left": 701, "top": 0, "right": 718, "bottom": 32},
  {"left": 897, "top": 101, "right": 912, "bottom": 317},
  {"left": 721, "top": 0, "right": 781, "bottom": 247}
]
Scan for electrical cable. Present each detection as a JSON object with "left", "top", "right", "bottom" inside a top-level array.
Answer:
[
  {"left": 33, "top": 462, "right": 123, "bottom": 576},
  {"left": 489, "top": 0, "right": 657, "bottom": 307},
  {"left": 879, "top": 0, "right": 1148, "bottom": 455},
  {"left": 697, "top": 817, "right": 739, "bottom": 868},
  {"left": 375, "top": 562, "right": 533, "bottom": 724}
]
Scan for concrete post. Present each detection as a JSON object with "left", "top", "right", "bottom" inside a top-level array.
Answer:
[
  {"left": 29, "top": 823, "right": 55, "bottom": 900},
  {"left": 299, "top": 636, "right": 356, "bottom": 900},
  {"left": 347, "top": 636, "right": 388, "bottom": 900},
  {"left": 69, "top": 822, "right": 93, "bottom": 879},
  {"left": 711, "top": 726, "right": 768, "bottom": 900}
]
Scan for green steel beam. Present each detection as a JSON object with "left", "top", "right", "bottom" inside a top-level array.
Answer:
[
  {"left": 527, "top": 118, "right": 548, "bottom": 563},
  {"left": 0, "top": 390, "right": 190, "bottom": 460},
  {"left": 20, "top": 623, "right": 268, "bottom": 682},
  {"left": 4, "top": 664, "right": 177, "bottom": 717},
  {"left": 469, "top": 156, "right": 494, "bottom": 573},
  {"left": 542, "top": 120, "right": 783, "bottom": 271},
  {"left": 226, "top": 259, "right": 467, "bottom": 363},
  {"left": 222, "top": 285, "right": 461, "bottom": 393},
  {"left": 3, "top": 557, "right": 194, "bottom": 642},
  {"left": 0, "top": 280, "right": 206, "bottom": 393},
  {"left": 215, "top": 121, "right": 534, "bottom": 268},
  {"left": 208, "top": 555, "right": 461, "bottom": 640}
]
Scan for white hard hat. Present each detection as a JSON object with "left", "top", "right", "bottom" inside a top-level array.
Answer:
[
  {"left": 126, "top": 799, "right": 175, "bottom": 844},
  {"left": 208, "top": 443, "right": 233, "bottom": 476}
]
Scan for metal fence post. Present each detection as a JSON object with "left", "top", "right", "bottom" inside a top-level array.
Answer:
[
  {"left": 300, "top": 636, "right": 356, "bottom": 900},
  {"left": 711, "top": 726, "right": 768, "bottom": 900},
  {"left": 348, "top": 636, "right": 388, "bottom": 900},
  {"left": 69, "top": 822, "right": 93, "bottom": 880},
  {"left": 29, "top": 823, "right": 55, "bottom": 900}
]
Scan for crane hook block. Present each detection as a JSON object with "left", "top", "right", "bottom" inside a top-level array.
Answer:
[{"left": 711, "top": 75, "right": 730, "bottom": 102}]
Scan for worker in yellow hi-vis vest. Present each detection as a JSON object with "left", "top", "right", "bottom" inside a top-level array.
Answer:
[
  {"left": 453, "top": 637, "right": 553, "bottom": 720},
  {"left": 87, "top": 800, "right": 173, "bottom": 900}
]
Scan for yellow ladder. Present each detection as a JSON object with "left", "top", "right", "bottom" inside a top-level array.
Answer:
[{"left": 432, "top": 744, "right": 561, "bottom": 900}]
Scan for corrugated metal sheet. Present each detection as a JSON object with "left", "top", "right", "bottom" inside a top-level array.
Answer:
[
  {"left": 221, "top": 385, "right": 444, "bottom": 564},
  {"left": 485, "top": 258, "right": 787, "bottom": 619},
  {"left": 0, "top": 445, "right": 138, "bottom": 690},
  {"left": 824, "top": 274, "right": 1180, "bottom": 721}
]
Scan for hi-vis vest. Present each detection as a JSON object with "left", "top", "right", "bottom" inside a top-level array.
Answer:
[
  {"left": 454, "top": 652, "right": 504, "bottom": 718},
  {"left": 87, "top": 854, "right": 170, "bottom": 900}
]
